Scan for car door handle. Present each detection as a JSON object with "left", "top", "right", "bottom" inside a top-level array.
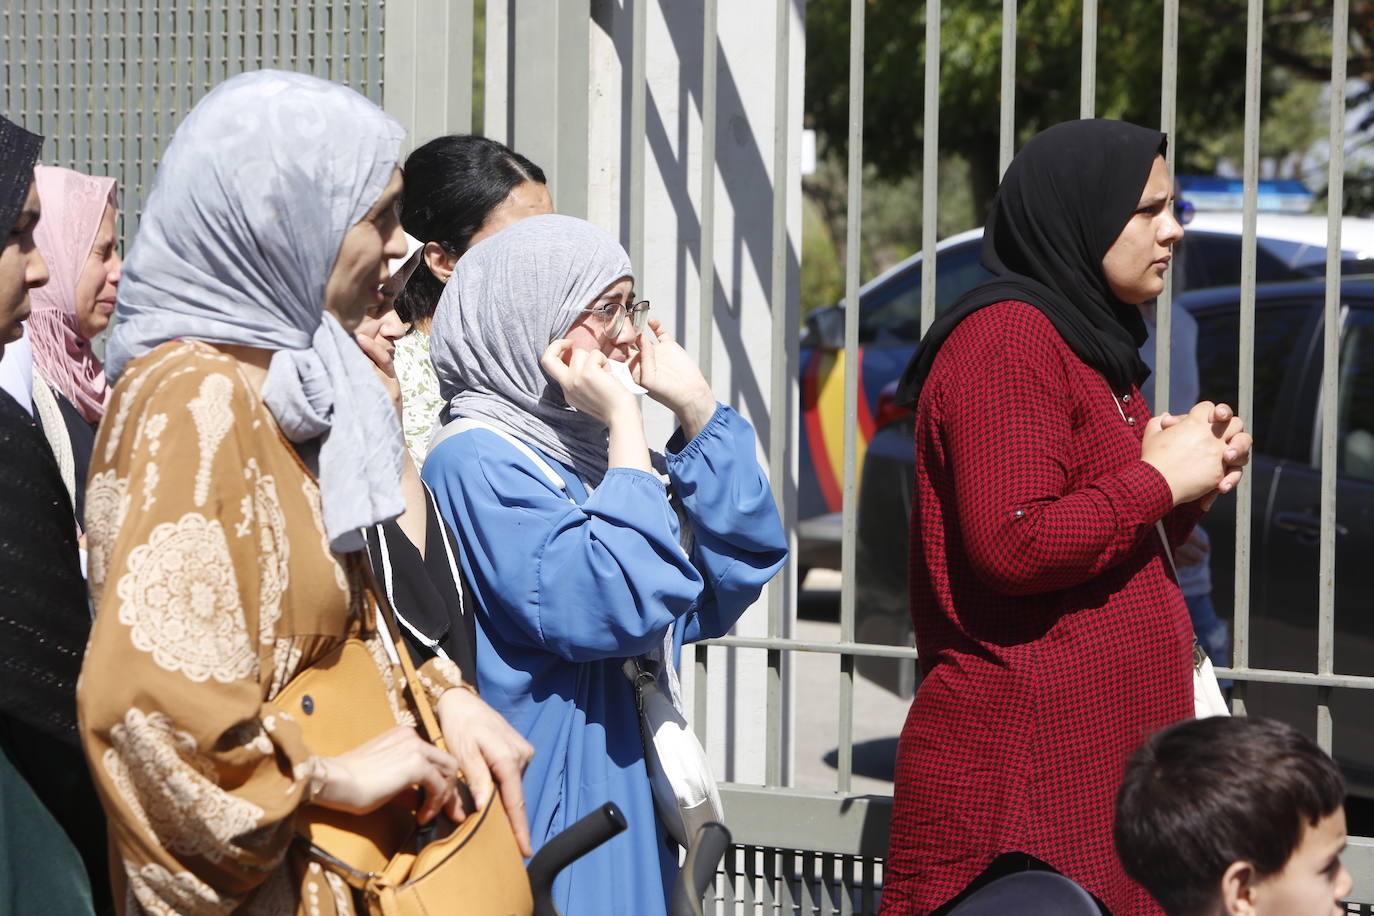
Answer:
[{"left": 1274, "top": 511, "right": 1349, "bottom": 538}]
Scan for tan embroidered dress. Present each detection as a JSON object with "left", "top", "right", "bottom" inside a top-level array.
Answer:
[{"left": 79, "top": 341, "right": 463, "bottom": 915}]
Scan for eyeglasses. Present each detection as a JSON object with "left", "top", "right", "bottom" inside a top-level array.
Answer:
[{"left": 580, "top": 299, "right": 651, "bottom": 337}]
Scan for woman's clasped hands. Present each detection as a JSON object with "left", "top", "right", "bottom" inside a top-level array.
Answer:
[{"left": 1141, "top": 400, "right": 1254, "bottom": 509}]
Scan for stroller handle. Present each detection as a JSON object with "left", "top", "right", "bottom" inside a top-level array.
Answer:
[
  {"left": 670, "top": 822, "right": 732, "bottom": 916},
  {"left": 527, "top": 802, "right": 628, "bottom": 916}
]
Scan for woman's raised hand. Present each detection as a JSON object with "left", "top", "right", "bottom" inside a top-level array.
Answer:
[
  {"left": 540, "top": 339, "right": 641, "bottom": 426},
  {"left": 312, "top": 725, "right": 462, "bottom": 825},
  {"left": 631, "top": 318, "right": 717, "bottom": 441},
  {"left": 435, "top": 687, "right": 536, "bottom": 857},
  {"left": 1141, "top": 401, "right": 1253, "bottom": 507},
  {"left": 354, "top": 317, "right": 403, "bottom": 415}
]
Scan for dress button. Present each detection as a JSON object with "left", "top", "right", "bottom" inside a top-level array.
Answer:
[
  {"left": 1127, "top": 416, "right": 1136, "bottom": 426},
  {"left": 1013, "top": 509, "right": 1025, "bottom": 519},
  {"left": 1122, "top": 394, "right": 1131, "bottom": 402}
]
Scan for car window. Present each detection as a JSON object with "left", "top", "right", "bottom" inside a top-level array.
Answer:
[
  {"left": 1177, "top": 232, "right": 1298, "bottom": 292},
  {"left": 857, "top": 241, "right": 991, "bottom": 345},
  {"left": 1336, "top": 308, "right": 1374, "bottom": 482},
  {"left": 1193, "top": 303, "right": 1311, "bottom": 455},
  {"left": 859, "top": 263, "right": 922, "bottom": 345},
  {"left": 935, "top": 243, "right": 993, "bottom": 315}
]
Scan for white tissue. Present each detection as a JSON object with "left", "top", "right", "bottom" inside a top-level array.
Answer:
[{"left": 607, "top": 357, "right": 648, "bottom": 395}]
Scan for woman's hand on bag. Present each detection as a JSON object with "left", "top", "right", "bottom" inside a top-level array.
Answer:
[
  {"left": 435, "top": 687, "right": 536, "bottom": 857},
  {"left": 541, "top": 339, "right": 641, "bottom": 427},
  {"left": 313, "top": 726, "right": 461, "bottom": 825},
  {"left": 631, "top": 319, "right": 716, "bottom": 440}
]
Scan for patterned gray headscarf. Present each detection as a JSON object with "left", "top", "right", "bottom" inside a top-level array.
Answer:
[
  {"left": 429, "top": 214, "right": 633, "bottom": 485},
  {"left": 106, "top": 70, "right": 406, "bottom": 553}
]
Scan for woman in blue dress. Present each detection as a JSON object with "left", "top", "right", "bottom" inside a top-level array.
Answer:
[{"left": 422, "top": 214, "right": 788, "bottom": 914}]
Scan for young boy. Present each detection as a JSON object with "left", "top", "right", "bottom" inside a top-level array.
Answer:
[{"left": 1114, "top": 716, "right": 1351, "bottom": 916}]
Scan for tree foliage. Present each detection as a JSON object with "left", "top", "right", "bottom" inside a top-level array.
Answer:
[{"left": 805, "top": 0, "right": 1367, "bottom": 217}]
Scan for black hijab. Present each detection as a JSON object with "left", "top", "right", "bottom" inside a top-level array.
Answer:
[
  {"left": 895, "top": 119, "right": 1167, "bottom": 408},
  {"left": 0, "top": 116, "right": 43, "bottom": 239}
]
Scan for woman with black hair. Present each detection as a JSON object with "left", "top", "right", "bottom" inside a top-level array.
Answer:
[
  {"left": 880, "top": 120, "right": 1253, "bottom": 915},
  {"left": 392, "top": 135, "right": 551, "bottom": 463}
]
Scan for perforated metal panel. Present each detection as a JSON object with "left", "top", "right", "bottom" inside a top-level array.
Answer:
[{"left": 1, "top": 0, "right": 385, "bottom": 250}]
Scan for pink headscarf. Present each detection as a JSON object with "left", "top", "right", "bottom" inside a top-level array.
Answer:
[{"left": 28, "top": 165, "right": 118, "bottom": 424}]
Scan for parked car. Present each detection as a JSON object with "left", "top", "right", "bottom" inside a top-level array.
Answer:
[
  {"left": 853, "top": 275, "right": 1374, "bottom": 795},
  {"left": 796, "top": 215, "right": 1374, "bottom": 572}
]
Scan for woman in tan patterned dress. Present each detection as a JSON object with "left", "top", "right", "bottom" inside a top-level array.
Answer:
[{"left": 78, "top": 71, "right": 527, "bottom": 914}]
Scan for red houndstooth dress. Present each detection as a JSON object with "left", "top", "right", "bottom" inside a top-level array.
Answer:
[{"left": 880, "top": 301, "right": 1199, "bottom": 915}]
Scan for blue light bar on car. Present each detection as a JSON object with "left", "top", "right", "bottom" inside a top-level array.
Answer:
[{"left": 1176, "top": 175, "right": 1315, "bottom": 213}]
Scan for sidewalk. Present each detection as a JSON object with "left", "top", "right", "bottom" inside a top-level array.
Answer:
[{"left": 793, "top": 570, "right": 911, "bottom": 795}]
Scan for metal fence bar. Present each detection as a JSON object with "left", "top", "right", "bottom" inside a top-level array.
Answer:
[
  {"left": 1155, "top": 0, "right": 1178, "bottom": 415},
  {"left": 1079, "top": 0, "right": 1097, "bottom": 118},
  {"left": 705, "top": 634, "right": 921, "bottom": 660},
  {"left": 74, "top": 0, "right": 91, "bottom": 167},
  {"left": 998, "top": 0, "right": 1016, "bottom": 177},
  {"left": 698, "top": 0, "right": 718, "bottom": 380},
  {"left": 766, "top": 0, "right": 793, "bottom": 789},
  {"left": 628, "top": 0, "right": 647, "bottom": 273},
  {"left": 1230, "top": 0, "right": 1264, "bottom": 717},
  {"left": 919, "top": 0, "right": 940, "bottom": 335},
  {"left": 836, "top": 0, "right": 865, "bottom": 795},
  {"left": 1317, "top": 0, "right": 1349, "bottom": 754}
]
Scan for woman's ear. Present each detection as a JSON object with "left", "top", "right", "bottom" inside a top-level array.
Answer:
[
  {"left": 423, "top": 241, "right": 458, "bottom": 283},
  {"left": 1219, "top": 861, "right": 1259, "bottom": 916}
]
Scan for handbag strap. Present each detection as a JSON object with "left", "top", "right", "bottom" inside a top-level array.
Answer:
[
  {"left": 358, "top": 554, "right": 448, "bottom": 753},
  {"left": 1111, "top": 394, "right": 1208, "bottom": 672}
]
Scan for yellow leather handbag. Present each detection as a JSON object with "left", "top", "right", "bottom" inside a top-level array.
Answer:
[{"left": 277, "top": 566, "right": 533, "bottom": 916}]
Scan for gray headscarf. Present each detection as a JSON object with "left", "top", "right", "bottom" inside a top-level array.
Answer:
[
  {"left": 106, "top": 70, "right": 406, "bottom": 553},
  {"left": 430, "top": 214, "right": 633, "bottom": 486}
]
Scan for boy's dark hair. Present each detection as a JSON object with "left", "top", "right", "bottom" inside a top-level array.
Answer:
[
  {"left": 396, "top": 134, "right": 546, "bottom": 324},
  {"left": 1114, "top": 716, "right": 1344, "bottom": 916}
]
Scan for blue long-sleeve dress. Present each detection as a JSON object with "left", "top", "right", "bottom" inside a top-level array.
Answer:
[{"left": 422, "top": 404, "right": 787, "bottom": 915}]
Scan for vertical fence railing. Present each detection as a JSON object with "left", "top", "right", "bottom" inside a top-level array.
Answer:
[
  {"left": 627, "top": 0, "right": 647, "bottom": 273},
  {"left": 919, "top": 0, "right": 940, "bottom": 336},
  {"left": 999, "top": 0, "right": 1016, "bottom": 178},
  {"left": 836, "top": 0, "right": 866, "bottom": 795},
  {"left": 693, "top": 0, "right": 719, "bottom": 750},
  {"left": 1079, "top": 0, "right": 1097, "bottom": 118},
  {"left": 1228, "top": 0, "right": 1264, "bottom": 719},
  {"left": 1318, "top": 0, "right": 1350, "bottom": 755},
  {"left": 1156, "top": 0, "right": 1178, "bottom": 415},
  {"left": 766, "top": 0, "right": 793, "bottom": 789}
]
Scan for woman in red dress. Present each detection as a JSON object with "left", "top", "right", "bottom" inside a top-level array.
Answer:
[{"left": 881, "top": 120, "right": 1253, "bottom": 915}]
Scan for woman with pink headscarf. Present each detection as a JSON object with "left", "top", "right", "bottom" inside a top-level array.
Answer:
[{"left": 27, "top": 165, "right": 121, "bottom": 528}]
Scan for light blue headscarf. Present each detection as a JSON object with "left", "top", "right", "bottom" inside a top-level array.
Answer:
[{"left": 106, "top": 70, "right": 406, "bottom": 553}]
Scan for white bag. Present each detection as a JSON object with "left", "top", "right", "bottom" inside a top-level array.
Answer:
[
  {"left": 1193, "top": 643, "right": 1230, "bottom": 719},
  {"left": 623, "top": 658, "right": 725, "bottom": 849}
]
